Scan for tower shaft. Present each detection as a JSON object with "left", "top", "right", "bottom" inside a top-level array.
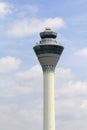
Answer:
[{"left": 43, "top": 70, "right": 55, "bottom": 130}]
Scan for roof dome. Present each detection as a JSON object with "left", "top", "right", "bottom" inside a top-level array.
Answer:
[{"left": 40, "top": 28, "right": 57, "bottom": 39}]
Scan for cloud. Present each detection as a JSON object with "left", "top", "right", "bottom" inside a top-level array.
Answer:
[
  {"left": 0, "top": 56, "right": 21, "bottom": 73},
  {"left": 7, "top": 17, "right": 66, "bottom": 37},
  {"left": 56, "top": 79, "right": 87, "bottom": 121},
  {"left": 0, "top": 2, "right": 12, "bottom": 17},
  {"left": 60, "top": 81, "right": 87, "bottom": 98},
  {"left": 16, "top": 65, "right": 43, "bottom": 94},
  {"left": 0, "top": 65, "right": 42, "bottom": 98},
  {"left": 17, "top": 65, "right": 42, "bottom": 79},
  {"left": 75, "top": 48, "right": 87, "bottom": 57},
  {"left": 57, "top": 120, "right": 87, "bottom": 130},
  {"left": 56, "top": 67, "right": 73, "bottom": 80},
  {"left": 0, "top": 85, "right": 33, "bottom": 98},
  {"left": 0, "top": 64, "right": 87, "bottom": 129},
  {"left": 0, "top": 101, "right": 42, "bottom": 130}
]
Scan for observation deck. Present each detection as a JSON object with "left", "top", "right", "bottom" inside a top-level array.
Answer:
[{"left": 33, "top": 28, "right": 64, "bottom": 71}]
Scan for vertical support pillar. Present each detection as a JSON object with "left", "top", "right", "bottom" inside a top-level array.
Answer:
[{"left": 43, "top": 69, "right": 55, "bottom": 130}]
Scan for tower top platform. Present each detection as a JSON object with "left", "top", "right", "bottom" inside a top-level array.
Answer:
[{"left": 40, "top": 28, "right": 57, "bottom": 39}]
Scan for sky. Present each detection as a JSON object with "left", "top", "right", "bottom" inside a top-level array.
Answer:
[{"left": 0, "top": 0, "right": 87, "bottom": 130}]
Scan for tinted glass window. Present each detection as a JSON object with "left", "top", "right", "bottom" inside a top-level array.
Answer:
[{"left": 34, "top": 45, "right": 64, "bottom": 55}]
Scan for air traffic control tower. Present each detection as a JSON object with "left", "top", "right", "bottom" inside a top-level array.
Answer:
[{"left": 33, "top": 28, "right": 64, "bottom": 130}]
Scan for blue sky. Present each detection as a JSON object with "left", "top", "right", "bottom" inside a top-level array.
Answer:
[{"left": 0, "top": 0, "right": 87, "bottom": 130}]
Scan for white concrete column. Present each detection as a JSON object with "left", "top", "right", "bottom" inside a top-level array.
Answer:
[{"left": 43, "top": 70, "right": 55, "bottom": 130}]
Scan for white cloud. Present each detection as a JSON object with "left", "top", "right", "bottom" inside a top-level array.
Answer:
[
  {"left": 0, "top": 85, "right": 33, "bottom": 98},
  {"left": 55, "top": 79, "right": 87, "bottom": 122},
  {"left": 81, "top": 100, "right": 87, "bottom": 109},
  {"left": 17, "top": 65, "right": 42, "bottom": 79},
  {"left": 0, "top": 2, "right": 12, "bottom": 17},
  {"left": 7, "top": 17, "right": 65, "bottom": 37},
  {"left": 57, "top": 120, "right": 87, "bottom": 130},
  {"left": 75, "top": 48, "right": 87, "bottom": 57},
  {"left": 0, "top": 65, "right": 42, "bottom": 98},
  {"left": 56, "top": 67, "right": 73, "bottom": 80},
  {"left": 16, "top": 65, "right": 43, "bottom": 94},
  {"left": 14, "top": 86, "right": 33, "bottom": 94},
  {"left": 0, "top": 56, "right": 21, "bottom": 73},
  {"left": 0, "top": 65, "right": 87, "bottom": 129},
  {"left": 19, "top": 107, "right": 42, "bottom": 122},
  {"left": 0, "top": 101, "right": 42, "bottom": 130}
]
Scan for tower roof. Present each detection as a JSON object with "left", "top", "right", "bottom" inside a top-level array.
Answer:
[{"left": 40, "top": 28, "right": 57, "bottom": 39}]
